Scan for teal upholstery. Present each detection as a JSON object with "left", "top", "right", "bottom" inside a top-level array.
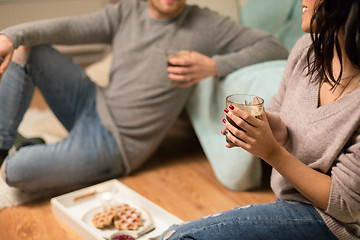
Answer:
[{"left": 239, "top": 0, "right": 305, "bottom": 50}]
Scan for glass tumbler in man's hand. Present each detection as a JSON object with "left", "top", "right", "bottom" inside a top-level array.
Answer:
[{"left": 166, "top": 50, "right": 191, "bottom": 85}]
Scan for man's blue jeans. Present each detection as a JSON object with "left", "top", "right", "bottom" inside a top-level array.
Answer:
[
  {"left": 0, "top": 45, "right": 124, "bottom": 192},
  {"left": 160, "top": 200, "right": 338, "bottom": 240}
]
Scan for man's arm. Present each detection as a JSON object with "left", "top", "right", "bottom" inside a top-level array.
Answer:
[
  {"left": 212, "top": 26, "right": 289, "bottom": 78},
  {"left": 0, "top": 34, "right": 14, "bottom": 75},
  {"left": 0, "top": 3, "right": 121, "bottom": 49},
  {"left": 198, "top": 8, "right": 289, "bottom": 77}
]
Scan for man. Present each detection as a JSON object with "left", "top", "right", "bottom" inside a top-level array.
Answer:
[{"left": 0, "top": 0, "right": 288, "bottom": 192}]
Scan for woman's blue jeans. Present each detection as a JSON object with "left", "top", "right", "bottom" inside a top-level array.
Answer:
[
  {"left": 160, "top": 200, "right": 338, "bottom": 240},
  {"left": 0, "top": 45, "right": 124, "bottom": 192}
]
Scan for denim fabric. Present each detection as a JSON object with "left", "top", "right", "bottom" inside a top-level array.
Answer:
[
  {"left": 0, "top": 45, "right": 124, "bottom": 192},
  {"left": 160, "top": 200, "right": 338, "bottom": 240}
]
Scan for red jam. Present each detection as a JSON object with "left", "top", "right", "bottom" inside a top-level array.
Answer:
[{"left": 111, "top": 234, "right": 136, "bottom": 240}]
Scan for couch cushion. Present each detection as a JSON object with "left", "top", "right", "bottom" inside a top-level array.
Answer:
[{"left": 239, "top": 0, "right": 305, "bottom": 50}]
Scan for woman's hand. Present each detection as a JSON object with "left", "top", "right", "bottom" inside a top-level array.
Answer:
[
  {"left": 0, "top": 34, "right": 15, "bottom": 76},
  {"left": 167, "top": 51, "right": 217, "bottom": 88},
  {"left": 264, "top": 112, "right": 288, "bottom": 146},
  {"left": 222, "top": 105, "right": 281, "bottom": 160}
]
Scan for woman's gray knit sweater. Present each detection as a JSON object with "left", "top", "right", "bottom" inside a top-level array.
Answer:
[{"left": 268, "top": 35, "right": 360, "bottom": 240}]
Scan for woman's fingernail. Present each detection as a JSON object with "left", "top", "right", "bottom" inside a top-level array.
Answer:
[
  {"left": 225, "top": 130, "right": 228, "bottom": 134},
  {"left": 224, "top": 108, "right": 229, "bottom": 113},
  {"left": 229, "top": 105, "right": 234, "bottom": 110},
  {"left": 222, "top": 118, "right": 227, "bottom": 123}
]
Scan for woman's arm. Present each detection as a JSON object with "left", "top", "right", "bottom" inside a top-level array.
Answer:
[{"left": 266, "top": 144, "right": 331, "bottom": 210}]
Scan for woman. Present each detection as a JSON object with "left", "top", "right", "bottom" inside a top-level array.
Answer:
[{"left": 160, "top": 0, "right": 359, "bottom": 239}]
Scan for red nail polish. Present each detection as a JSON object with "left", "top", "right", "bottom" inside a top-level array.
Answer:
[
  {"left": 224, "top": 108, "right": 229, "bottom": 113},
  {"left": 222, "top": 118, "right": 227, "bottom": 123},
  {"left": 229, "top": 105, "right": 234, "bottom": 110}
]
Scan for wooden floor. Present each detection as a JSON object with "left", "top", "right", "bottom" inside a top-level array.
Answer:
[{"left": 0, "top": 89, "right": 275, "bottom": 239}]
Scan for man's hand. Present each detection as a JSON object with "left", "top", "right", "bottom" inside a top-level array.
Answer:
[
  {"left": 0, "top": 34, "right": 15, "bottom": 76},
  {"left": 167, "top": 51, "right": 218, "bottom": 88}
]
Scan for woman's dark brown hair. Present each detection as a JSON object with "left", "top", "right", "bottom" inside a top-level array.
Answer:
[{"left": 307, "top": 0, "right": 360, "bottom": 88}]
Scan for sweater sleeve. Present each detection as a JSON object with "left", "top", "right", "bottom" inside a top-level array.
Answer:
[
  {"left": 213, "top": 30, "right": 289, "bottom": 77},
  {"left": 198, "top": 10, "right": 289, "bottom": 77},
  {"left": 326, "top": 127, "right": 360, "bottom": 222},
  {"left": 0, "top": 3, "right": 123, "bottom": 48}
]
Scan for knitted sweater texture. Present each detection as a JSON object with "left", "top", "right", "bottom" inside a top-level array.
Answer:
[{"left": 268, "top": 35, "right": 360, "bottom": 240}]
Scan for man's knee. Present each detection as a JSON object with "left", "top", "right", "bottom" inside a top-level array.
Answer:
[{"left": 27, "top": 44, "right": 55, "bottom": 63}]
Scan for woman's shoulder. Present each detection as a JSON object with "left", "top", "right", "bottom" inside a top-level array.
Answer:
[
  {"left": 284, "top": 34, "right": 312, "bottom": 71},
  {"left": 289, "top": 34, "right": 312, "bottom": 60}
]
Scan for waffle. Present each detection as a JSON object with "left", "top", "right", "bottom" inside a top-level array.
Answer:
[
  {"left": 113, "top": 204, "right": 143, "bottom": 230},
  {"left": 92, "top": 203, "right": 143, "bottom": 230},
  {"left": 92, "top": 206, "right": 116, "bottom": 228}
]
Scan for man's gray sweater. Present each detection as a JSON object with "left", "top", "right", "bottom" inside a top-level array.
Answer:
[{"left": 1, "top": 0, "right": 288, "bottom": 173}]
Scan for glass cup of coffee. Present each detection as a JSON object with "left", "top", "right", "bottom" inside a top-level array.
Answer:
[
  {"left": 225, "top": 94, "right": 264, "bottom": 147},
  {"left": 166, "top": 50, "right": 190, "bottom": 66},
  {"left": 166, "top": 50, "right": 190, "bottom": 84}
]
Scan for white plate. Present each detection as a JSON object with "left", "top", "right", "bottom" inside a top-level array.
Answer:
[{"left": 82, "top": 203, "right": 154, "bottom": 239}]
